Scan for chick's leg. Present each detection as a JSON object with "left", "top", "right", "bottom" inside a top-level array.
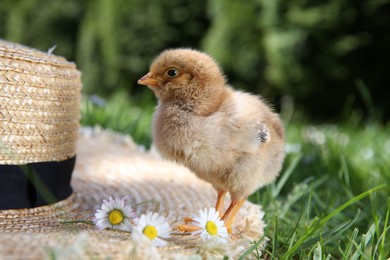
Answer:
[
  {"left": 215, "top": 190, "right": 227, "bottom": 217},
  {"left": 221, "top": 198, "right": 246, "bottom": 233},
  {"left": 182, "top": 190, "right": 226, "bottom": 225}
]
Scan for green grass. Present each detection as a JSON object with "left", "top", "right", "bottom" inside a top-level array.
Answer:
[
  {"left": 252, "top": 119, "right": 390, "bottom": 259},
  {"left": 81, "top": 91, "right": 155, "bottom": 147},
  {"left": 81, "top": 93, "right": 390, "bottom": 259}
]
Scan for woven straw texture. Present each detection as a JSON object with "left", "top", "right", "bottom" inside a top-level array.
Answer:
[
  {"left": 0, "top": 39, "right": 82, "bottom": 164},
  {"left": 0, "top": 127, "right": 266, "bottom": 259}
]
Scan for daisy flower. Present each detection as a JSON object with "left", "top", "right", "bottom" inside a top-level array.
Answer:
[
  {"left": 198, "top": 236, "right": 232, "bottom": 259},
  {"left": 127, "top": 231, "right": 162, "bottom": 260},
  {"left": 192, "top": 208, "right": 229, "bottom": 242},
  {"left": 93, "top": 196, "right": 136, "bottom": 231},
  {"left": 132, "top": 212, "right": 171, "bottom": 247}
]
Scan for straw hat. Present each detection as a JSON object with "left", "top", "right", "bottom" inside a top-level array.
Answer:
[{"left": 0, "top": 40, "right": 266, "bottom": 259}]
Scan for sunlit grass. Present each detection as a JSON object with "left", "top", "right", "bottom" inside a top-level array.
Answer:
[
  {"left": 250, "top": 120, "right": 390, "bottom": 259},
  {"left": 81, "top": 94, "right": 389, "bottom": 259}
]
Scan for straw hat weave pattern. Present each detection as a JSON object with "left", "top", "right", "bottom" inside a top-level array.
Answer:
[
  {"left": 1, "top": 127, "right": 267, "bottom": 259},
  {"left": 0, "top": 39, "right": 82, "bottom": 164}
]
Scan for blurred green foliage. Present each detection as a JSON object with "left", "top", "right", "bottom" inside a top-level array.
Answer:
[
  {"left": 1, "top": 2, "right": 389, "bottom": 257},
  {"left": 1, "top": 0, "right": 389, "bottom": 121},
  {"left": 0, "top": 0, "right": 208, "bottom": 95}
]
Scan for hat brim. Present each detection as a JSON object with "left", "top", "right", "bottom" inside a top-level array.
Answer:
[{"left": 0, "top": 127, "right": 266, "bottom": 258}]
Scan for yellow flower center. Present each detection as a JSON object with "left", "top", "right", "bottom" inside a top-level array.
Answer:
[
  {"left": 143, "top": 225, "right": 158, "bottom": 240},
  {"left": 206, "top": 221, "right": 218, "bottom": 236},
  {"left": 108, "top": 209, "right": 124, "bottom": 225}
]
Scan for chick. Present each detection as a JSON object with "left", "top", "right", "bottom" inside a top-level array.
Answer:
[{"left": 138, "top": 49, "right": 285, "bottom": 233}]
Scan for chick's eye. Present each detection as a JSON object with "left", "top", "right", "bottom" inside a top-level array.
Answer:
[{"left": 166, "top": 68, "right": 179, "bottom": 78}]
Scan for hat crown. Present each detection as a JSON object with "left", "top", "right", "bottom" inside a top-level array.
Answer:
[{"left": 0, "top": 40, "right": 82, "bottom": 164}]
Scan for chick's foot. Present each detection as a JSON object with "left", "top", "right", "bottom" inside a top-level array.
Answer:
[
  {"left": 177, "top": 224, "right": 201, "bottom": 233},
  {"left": 182, "top": 216, "right": 194, "bottom": 223},
  {"left": 221, "top": 198, "right": 246, "bottom": 234}
]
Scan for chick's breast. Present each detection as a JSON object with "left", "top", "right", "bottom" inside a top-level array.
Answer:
[{"left": 152, "top": 98, "right": 236, "bottom": 173}]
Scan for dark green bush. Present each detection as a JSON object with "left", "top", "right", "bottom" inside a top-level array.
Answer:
[{"left": 203, "top": 0, "right": 390, "bottom": 121}]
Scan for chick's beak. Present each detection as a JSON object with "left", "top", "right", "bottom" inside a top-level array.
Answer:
[{"left": 138, "top": 72, "right": 159, "bottom": 87}]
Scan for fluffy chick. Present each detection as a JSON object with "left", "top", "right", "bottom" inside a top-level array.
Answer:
[{"left": 138, "top": 49, "right": 285, "bottom": 232}]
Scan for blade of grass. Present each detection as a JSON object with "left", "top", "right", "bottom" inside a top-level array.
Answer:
[
  {"left": 286, "top": 198, "right": 305, "bottom": 246},
  {"left": 350, "top": 223, "right": 376, "bottom": 260},
  {"left": 312, "top": 242, "right": 323, "bottom": 260},
  {"left": 341, "top": 228, "right": 359, "bottom": 259},
  {"left": 379, "top": 198, "right": 390, "bottom": 257},
  {"left": 378, "top": 227, "right": 390, "bottom": 259},
  {"left": 273, "top": 154, "right": 302, "bottom": 197},
  {"left": 318, "top": 185, "right": 385, "bottom": 226},
  {"left": 281, "top": 185, "right": 385, "bottom": 259},
  {"left": 356, "top": 79, "right": 380, "bottom": 121},
  {"left": 237, "top": 236, "right": 265, "bottom": 260},
  {"left": 281, "top": 176, "right": 327, "bottom": 217},
  {"left": 349, "top": 239, "right": 369, "bottom": 260},
  {"left": 300, "top": 216, "right": 359, "bottom": 250},
  {"left": 288, "top": 231, "right": 297, "bottom": 252},
  {"left": 339, "top": 154, "right": 351, "bottom": 187},
  {"left": 370, "top": 191, "right": 381, "bottom": 245},
  {"left": 272, "top": 214, "right": 278, "bottom": 256}
]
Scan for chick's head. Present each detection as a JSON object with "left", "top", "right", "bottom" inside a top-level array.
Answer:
[{"left": 138, "top": 49, "right": 226, "bottom": 104}]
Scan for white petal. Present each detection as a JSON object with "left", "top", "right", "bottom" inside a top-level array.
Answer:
[
  {"left": 101, "top": 203, "right": 110, "bottom": 211},
  {"left": 116, "top": 221, "right": 132, "bottom": 231},
  {"left": 148, "top": 212, "right": 156, "bottom": 223},
  {"left": 201, "top": 231, "right": 210, "bottom": 241},
  {"left": 95, "top": 211, "right": 107, "bottom": 219},
  {"left": 199, "top": 208, "right": 207, "bottom": 221},
  {"left": 152, "top": 237, "right": 167, "bottom": 247},
  {"left": 158, "top": 227, "right": 171, "bottom": 238}
]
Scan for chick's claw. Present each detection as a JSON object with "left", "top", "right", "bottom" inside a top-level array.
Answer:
[
  {"left": 177, "top": 224, "right": 201, "bottom": 233},
  {"left": 182, "top": 216, "right": 194, "bottom": 224}
]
